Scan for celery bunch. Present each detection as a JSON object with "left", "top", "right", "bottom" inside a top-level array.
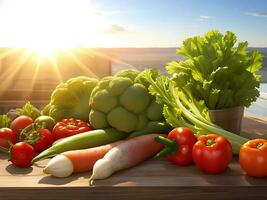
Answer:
[{"left": 144, "top": 70, "right": 248, "bottom": 154}]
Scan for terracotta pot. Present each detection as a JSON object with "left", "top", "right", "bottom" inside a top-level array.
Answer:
[{"left": 208, "top": 106, "right": 244, "bottom": 134}]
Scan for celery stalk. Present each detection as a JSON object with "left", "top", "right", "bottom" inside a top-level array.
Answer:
[{"left": 144, "top": 70, "right": 249, "bottom": 154}]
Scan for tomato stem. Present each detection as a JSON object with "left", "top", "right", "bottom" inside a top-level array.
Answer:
[
  {"left": 20, "top": 123, "right": 42, "bottom": 144},
  {"left": 256, "top": 143, "right": 263, "bottom": 149},
  {"left": 206, "top": 139, "right": 215, "bottom": 146},
  {"left": 0, "top": 146, "right": 9, "bottom": 154},
  {"left": 154, "top": 136, "right": 179, "bottom": 159}
]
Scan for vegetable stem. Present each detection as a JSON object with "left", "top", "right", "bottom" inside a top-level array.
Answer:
[
  {"left": 174, "top": 92, "right": 248, "bottom": 153},
  {"left": 0, "top": 146, "right": 9, "bottom": 154},
  {"left": 154, "top": 136, "right": 178, "bottom": 158},
  {"left": 206, "top": 139, "right": 215, "bottom": 146},
  {"left": 144, "top": 70, "right": 249, "bottom": 154}
]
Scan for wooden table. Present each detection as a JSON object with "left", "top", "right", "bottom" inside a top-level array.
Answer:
[{"left": 1, "top": 115, "right": 267, "bottom": 200}]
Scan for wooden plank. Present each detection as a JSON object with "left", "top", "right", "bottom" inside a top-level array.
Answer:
[
  {"left": 0, "top": 90, "right": 51, "bottom": 101},
  {"left": 242, "top": 114, "right": 267, "bottom": 139},
  {"left": 0, "top": 100, "right": 48, "bottom": 113},
  {"left": 1, "top": 156, "right": 267, "bottom": 199},
  {"left": 0, "top": 115, "right": 267, "bottom": 200}
]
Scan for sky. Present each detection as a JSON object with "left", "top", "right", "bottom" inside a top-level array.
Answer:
[{"left": 0, "top": 0, "right": 267, "bottom": 48}]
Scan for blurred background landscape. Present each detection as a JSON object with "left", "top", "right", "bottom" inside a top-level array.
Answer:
[{"left": 107, "top": 48, "right": 267, "bottom": 82}]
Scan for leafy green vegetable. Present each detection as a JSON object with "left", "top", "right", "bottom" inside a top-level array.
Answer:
[
  {"left": 43, "top": 76, "right": 98, "bottom": 122},
  {"left": 167, "top": 30, "right": 263, "bottom": 109},
  {"left": 144, "top": 69, "right": 248, "bottom": 154},
  {"left": 8, "top": 101, "right": 41, "bottom": 120},
  {"left": 89, "top": 69, "right": 165, "bottom": 133},
  {"left": 0, "top": 115, "right": 11, "bottom": 128}
]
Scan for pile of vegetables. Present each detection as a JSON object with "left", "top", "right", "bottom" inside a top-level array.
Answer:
[
  {"left": 143, "top": 69, "right": 248, "bottom": 154},
  {"left": 0, "top": 114, "right": 55, "bottom": 167},
  {"left": 31, "top": 69, "right": 171, "bottom": 162},
  {"left": 155, "top": 128, "right": 233, "bottom": 174},
  {"left": 0, "top": 30, "right": 267, "bottom": 183}
]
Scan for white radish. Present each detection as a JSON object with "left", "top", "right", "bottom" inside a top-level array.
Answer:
[
  {"left": 89, "top": 134, "right": 163, "bottom": 185},
  {"left": 43, "top": 141, "right": 122, "bottom": 178},
  {"left": 43, "top": 155, "right": 73, "bottom": 178}
]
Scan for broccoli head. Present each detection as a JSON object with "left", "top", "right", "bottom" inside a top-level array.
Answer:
[
  {"left": 89, "top": 69, "right": 164, "bottom": 133},
  {"left": 43, "top": 76, "right": 98, "bottom": 122}
]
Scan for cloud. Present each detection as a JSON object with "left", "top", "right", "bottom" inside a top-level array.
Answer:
[
  {"left": 200, "top": 15, "right": 212, "bottom": 19},
  {"left": 93, "top": 10, "right": 128, "bottom": 16},
  {"left": 197, "top": 15, "right": 213, "bottom": 21},
  {"left": 188, "top": 24, "right": 200, "bottom": 28},
  {"left": 106, "top": 24, "right": 128, "bottom": 33},
  {"left": 246, "top": 12, "right": 267, "bottom": 17}
]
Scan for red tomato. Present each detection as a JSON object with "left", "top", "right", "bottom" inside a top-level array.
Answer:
[
  {"left": 192, "top": 134, "right": 232, "bottom": 174},
  {"left": 31, "top": 128, "right": 54, "bottom": 152},
  {"left": 52, "top": 118, "right": 92, "bottom": 140},
  {"left": 239, "top": 139, "right": 267, "bottom": 177},
  {"left": 0, "top": 128, "right": 17, "bottom": 148},
  {"left": 10, "top": 116, "right": 33, "bottom": 139},
  {"left": 10, "top": 142, "right": 36, "bottom": 168},
  {"left": 155, "top": 127, "right": 197, "bottom": 166}
]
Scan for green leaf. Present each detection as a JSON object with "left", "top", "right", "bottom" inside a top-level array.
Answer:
[
  {"left": 0, "top": 115, "right": 11, "bottom": 128},
  {"left": 208, "top": 88, "right": 220, "bottom": 109},
  {"left": 171, "top": 30, "right": 263, "bottom": 109},
  {"left": 223, "top": 31, "right": 237, "bottom": 49},
  {"left": 247, "top": 50, "right": 263, "bottom": 72},
  {"left": 15, "top": 101, "right": 41, "bottom": 120}
]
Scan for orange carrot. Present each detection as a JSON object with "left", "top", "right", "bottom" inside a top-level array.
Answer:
[
  {"left": 89, "top": 134, "right": 163, "bottom": 185},
  {"left": 63, "top": 141, "right": 121, "bottom": 173},
  {"left": 43, "top": 141, "right": 122, "bottom": 177}
]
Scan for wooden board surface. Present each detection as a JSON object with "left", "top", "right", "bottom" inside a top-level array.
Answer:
[{"left": 0, "top": 115, "right": 267, "bottom": 200}]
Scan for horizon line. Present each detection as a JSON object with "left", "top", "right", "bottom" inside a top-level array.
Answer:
[{"left": 0, "top": 46, "right": 266, "bottom": 49}]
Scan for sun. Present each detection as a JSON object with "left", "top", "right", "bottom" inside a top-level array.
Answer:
[{"left": 0, "top": 0, "right": 108, "bottom": 57}]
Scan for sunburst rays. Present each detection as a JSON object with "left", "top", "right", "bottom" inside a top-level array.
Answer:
[
  {"left": 0, "top": 47, "right": 136, "bottom": 103},
  {"left": 62, "top": 49, "right": 99, "bottom": 79},
  {"left": 0, "top": 48, "right": 32, "bottom": 96}
]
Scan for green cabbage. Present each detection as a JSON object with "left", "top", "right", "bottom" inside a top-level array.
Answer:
[{"left": 43, "top": 76, "right": 98, "bottom": 122}]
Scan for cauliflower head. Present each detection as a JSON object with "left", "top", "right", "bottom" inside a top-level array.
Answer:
[
  {"left": 89, "top": 69, "right": 164, "bottom": 133},
  {"left": 43, "top": 76, "right": 98, "bottom": 122}
]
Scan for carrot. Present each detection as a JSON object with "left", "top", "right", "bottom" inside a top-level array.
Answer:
[
  {"left": 89, "top": 134, "right": 163, "bottom": 185},
  {"left": 43, "top": 141, "right": 122, "bottom": 177},
  {"left": 32, "top": 128, "right": 126, "bottom": 163}
]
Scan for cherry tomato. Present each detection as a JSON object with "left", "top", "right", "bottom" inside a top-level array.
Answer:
[
  {"left": 10, "top": 115, "right": 33, "bottom": 139},
  {"left": 31, "top": 128, "right": 54, "bottom": 152},
  {"left": 155, "top": 127, "right": 197, "bottom": 166},
  {"left": 192, "top": 134, "right": 232, "bottom": 174},
  {"left": 0, "top": 128, "right": 17, "bottom": 148},
  {"left": 239, "top": 139, "right": 267, "bottom": 177},
  {"left": 52, "top": 118, "right": 92, "bottom": 140},
  {"left": 10, "top": 142, "right": 36, "bottom": 168}
]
